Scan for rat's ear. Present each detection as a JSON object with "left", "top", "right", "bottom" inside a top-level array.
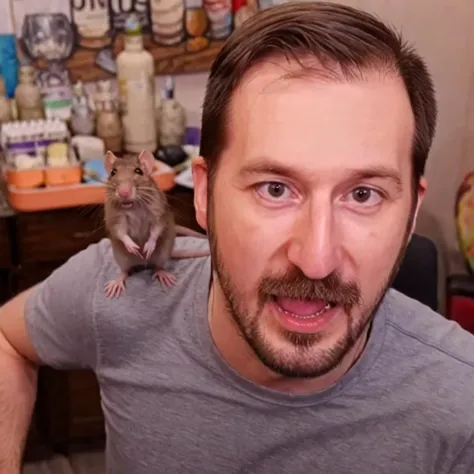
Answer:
[
  {"left": 104, "top": 151, "right": 116, "bottom": 174},
  {"left": 138, "top": 150, "right": 155, "bottom": 175}
]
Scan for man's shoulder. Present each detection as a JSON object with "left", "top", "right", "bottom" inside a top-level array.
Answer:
[
  {"left": 383, "top": 289, "right": 474, "bottom": 369},
  {"left": 67, "top": 237, "right": 113, "bottom": 269},
  {"left": 90, "top": 236, "right": 209, "bottom": 361},
  {"left": 94, "top": 235, "right": 210, "bottom": 310},
  {"left": 378, "top": 290, "right": 474, "bottom": 437},
  {"left": 78, "top": 235, "right": 210, "bottom": 278}
]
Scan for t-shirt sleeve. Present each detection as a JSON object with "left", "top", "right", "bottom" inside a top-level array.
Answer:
[
  {"left": 449, "top": 435, "right": 474, "bottom": 474},
  {"left": 24, "top": 240, "right": 107, "bottom": 370}
]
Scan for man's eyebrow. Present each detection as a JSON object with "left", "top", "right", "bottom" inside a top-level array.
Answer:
[
  {"left": 239, "top": 160, "right": 299, "bottom": 180},
  {"left": 349, "top": 167, "right": 403, "bottom": 192},
  {"left": 239, "top": 158, "right": 403, "bottom": 191}
]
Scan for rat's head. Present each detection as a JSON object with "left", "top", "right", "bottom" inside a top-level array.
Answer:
[{"left": 104, "top": 150, "right": 156, "bottom": 208}]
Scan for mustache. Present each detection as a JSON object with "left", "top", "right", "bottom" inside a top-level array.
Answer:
[{"left": 258, "top": 266, "right": 361, "bottom": 310}]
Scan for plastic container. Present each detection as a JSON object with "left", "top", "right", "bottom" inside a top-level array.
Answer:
[
  {"left": 6, "top": 168, "right": 44, "bottom": 189},
  {"left": 7, "top": 161, "right": 176, "bottom": 212},
  {"left": 44, "top": 165, "right": 83, "bottom": 187},
  {"left": 6, "top": 164, "right": 83, "bottom": 188}
]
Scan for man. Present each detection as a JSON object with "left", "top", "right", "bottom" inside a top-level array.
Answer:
[{"left": 1, "top": 2, "right": 473, "bottom": 473}]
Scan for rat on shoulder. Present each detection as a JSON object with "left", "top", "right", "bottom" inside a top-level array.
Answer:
[{"left": 103, "top": 149, "right": 209, "bottom": 298}]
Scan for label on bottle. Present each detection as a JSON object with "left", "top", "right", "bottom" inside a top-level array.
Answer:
[
  {"left": 71, "top": 0, "right": 110, "bottom": 40},
  {"left": 117, "top": 76, "right": 128, "bottom": 114},
  {"left": 118, "top": 74, "right": 154, "bottom": 115}
]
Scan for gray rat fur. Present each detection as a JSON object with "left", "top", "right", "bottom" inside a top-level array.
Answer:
[{"left": 103, "top": 150, "right": 209, "bottom": 297}]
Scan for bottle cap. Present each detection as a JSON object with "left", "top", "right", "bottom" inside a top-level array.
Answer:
[
  {"left": 124, "top": 13, "right": 142, "bottom": 36},
  {"left": 163, "top": 76, "right": 175, "bottom": 100}
]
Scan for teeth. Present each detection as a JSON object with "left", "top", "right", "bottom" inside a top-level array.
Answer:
[{"left": 280, "top": 303, "right": 331, "bottom": 319}]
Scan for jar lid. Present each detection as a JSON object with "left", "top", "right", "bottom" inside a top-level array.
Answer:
[{"left": 185, "top": 0, "right": 204, "bottom": 8}]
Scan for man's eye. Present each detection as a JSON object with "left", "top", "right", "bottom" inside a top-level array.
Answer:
[
  {"left": 349, "top": 187, "right": 382, "bottom": 205},
  {"left": 257, "top": 182, "right": 291, "bottom": 200}
]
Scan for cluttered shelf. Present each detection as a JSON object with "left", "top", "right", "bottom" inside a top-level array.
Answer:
[
  {"left": 58, "top": 34, "right": 226, "bottom": 82},
  {"left": 0, "top": 181, "right": 201, "bottom": 458},
  {"left": 0, "top": 13, "right": 203, "bottom": 456},
  {"left": 0, "top": 60, "right": 196, "bottom": 211}
]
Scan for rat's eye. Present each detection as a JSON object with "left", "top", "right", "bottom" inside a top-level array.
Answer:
[
  {"left": 134, "top": 168, "right": 143, "bottom": 175},
  {"left": 110, "top": 168, "right": 117, "bottom": 177}
]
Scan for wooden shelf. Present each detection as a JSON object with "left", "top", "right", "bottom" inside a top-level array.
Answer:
[
  {"left": 7, "top": 163, "right": 176, "bottom": 212},
  {"left": 33, "top": 34, "right": 225, "bottom": 83}
]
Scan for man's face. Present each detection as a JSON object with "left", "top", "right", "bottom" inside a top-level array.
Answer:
[{"left": 196, "top": 61, "right": 424, "bottom": 378}]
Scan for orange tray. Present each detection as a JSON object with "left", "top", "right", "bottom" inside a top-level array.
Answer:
[{"left": 7, "top": 163, "right": 176, "bottom": 212}]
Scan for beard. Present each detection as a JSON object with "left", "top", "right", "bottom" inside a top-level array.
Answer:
[{"left": 208, "top": 197, "right": 416, "bottom": 379}]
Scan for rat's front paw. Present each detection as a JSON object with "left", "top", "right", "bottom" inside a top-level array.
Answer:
[
  {"left": 143, "top": 239, "right": 156, "bottom": 260},
  {"left": 123, "top": 237, "right": 142, "bottom": 257}
]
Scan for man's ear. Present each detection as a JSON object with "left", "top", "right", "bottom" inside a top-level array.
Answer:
[
  {"left": 192, "top": 156, "right": 209, "bottom": 231},
  {"left": 409, "top": 177, "right": 428, "bottom": 238}
]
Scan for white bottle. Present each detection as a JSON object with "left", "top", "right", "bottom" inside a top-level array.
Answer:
[
  {"left": 159, "top": 76, "right": 187, "bottom": 147},
  {"left": 116, "top": 14, "right": 157, "bottom": 153}
]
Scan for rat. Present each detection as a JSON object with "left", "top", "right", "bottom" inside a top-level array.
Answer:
[{"left": 103, "top": 150, "right": 209, "bottom": 298}]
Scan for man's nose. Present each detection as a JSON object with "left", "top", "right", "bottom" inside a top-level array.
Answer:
[{"left": 286, "top": 203, "right": 342, "bottom": 280}]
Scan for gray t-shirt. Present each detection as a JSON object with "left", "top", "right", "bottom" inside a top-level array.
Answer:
[{"left": 25, "top": 237, "right": 474, "bottom": 473}]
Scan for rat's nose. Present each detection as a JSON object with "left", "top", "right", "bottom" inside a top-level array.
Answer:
[{"left": 117, "top": 184, "right": 132, "bottom": 199}]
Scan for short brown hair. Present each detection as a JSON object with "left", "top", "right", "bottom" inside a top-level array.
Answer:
[{"left": 200, "top": 1, "right": 437, "bottom": 186}]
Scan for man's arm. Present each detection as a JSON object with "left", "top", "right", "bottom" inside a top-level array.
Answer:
[
  {"left": 0, "top": 240, "right": 107, "bottom": 473},
  {"left": 0, "top": 289, "right": 39, "bottom": 474}
]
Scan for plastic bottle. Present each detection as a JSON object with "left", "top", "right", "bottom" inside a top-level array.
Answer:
[{"left": 116, "top": 13, "right": 157, "bottom": 153}]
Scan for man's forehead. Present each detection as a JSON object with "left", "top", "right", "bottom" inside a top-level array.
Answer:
[
  {"left": 232, "top": 59, "right": 411, "bottom": 116},
  {"left": 226, "top": 61, "right": 415, "bottom": 175}
]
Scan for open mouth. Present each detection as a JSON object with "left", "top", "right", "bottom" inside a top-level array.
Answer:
[
  {"left": 269, "top": 295, "right": 337, "bottom": 332},
  {"left": 278, "top": 302, "right": 333, "bottom": 319},
  {"left": 271, "top": 295, "right": 335, "bottom": 318},
  {"left": 120, "top": 201, "right": 134, "bottom": 209}
]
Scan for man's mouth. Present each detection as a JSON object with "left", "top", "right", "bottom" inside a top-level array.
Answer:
[
  {"left": 268, "top": 296, "right": 337, "bottom": 333},
  {"left": 273, "top": 296, "right": 335, "bottom": 318}
]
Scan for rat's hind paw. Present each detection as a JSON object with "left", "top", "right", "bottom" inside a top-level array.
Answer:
[
  {"left": 153, "top": 270, "right": 176, "bottom": 287},
  {"left": 104, "top": 274, "right": 127, "bottom": 298}
]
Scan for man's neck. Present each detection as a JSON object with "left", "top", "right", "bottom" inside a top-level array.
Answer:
[{"left": 208, "top": 282, "right": 369, "bottom": 395}]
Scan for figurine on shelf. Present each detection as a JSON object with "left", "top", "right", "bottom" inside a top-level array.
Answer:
[
  {"left": 35, "top": 63, "right": 73, "bottom": 122},
  {"left": 70, "top": 81, "right": 95, "bottom": 136},
  {"left": 184, "top": 0, "right": 209, "bottom": 52},
  {"left": 154, "top": 88, "right": 162, "bottom": 144},
  {"left": 96, "top": 83, "right": 123, "bottom": 155},
  {"left": 0, "top": 76, "right": 12, "bottom": 124},
  {"left": 72, "top": 81, "right": 86, "bottom": 105},
  {"left": 234, "top": 0, "right": 258, "bottom": 29},
  {"left": 14, "top": 65, "right": 45, "bottom": 121},
  {"left": 93, "top": 80, "right": 115, "bottom": 114},
  {"left": 158, "top": 76, "right": 186, "bottom": 147}
]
